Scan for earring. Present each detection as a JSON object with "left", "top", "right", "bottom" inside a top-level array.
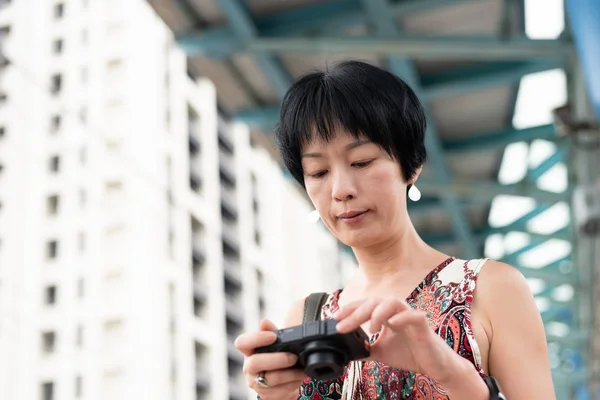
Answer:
[{"left": 408, "top": 184, "right": 421, "bottom": 201}]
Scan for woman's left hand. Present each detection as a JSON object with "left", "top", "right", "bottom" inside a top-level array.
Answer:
[{"left": 334, "top": 297, "right": 463, "bottom": 383}]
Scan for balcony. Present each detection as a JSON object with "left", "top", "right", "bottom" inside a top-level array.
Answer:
[
  {"left": 194, "top": 280, "right": 208, "bottom": 303},
  {"left": 225, "top": 296, "right": 244, "bottom": 326},
  {"left": 221, "top": 219, "right": 239, "bottom": 249},
  {"left": 192, "top": 239, "right": 205, "bottom": 266},
  {"left": 223, "top": 259, "right": 242, "bottom": 290},
  {"left": 227, "top": 340, "right": 244, "bottom": 365},
  {"left": 218, "top": 128, "right": 234, "bottom": 154},
  {"left": 189, "top": 135, "right": 200, "bottom": 156},
  {"left": 218, "top": 147, "right": 236, "bottom": 183},
  {"left": 220, "top": 184, "right": 237, "bottom": 214},
  {"left": 196, "top": 370, "right": 210, "bottom": 390},
  {"left": 190, "top": 171, "right": 202, "bottom": 193}
]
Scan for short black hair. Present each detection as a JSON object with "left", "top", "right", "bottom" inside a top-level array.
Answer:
[{"left": 274, "top": 60, "right": 427, "bottom": 188}]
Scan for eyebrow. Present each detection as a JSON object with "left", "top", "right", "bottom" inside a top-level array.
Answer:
[{"left": 301, "top": 139, "right": 372, "bottom": 158}]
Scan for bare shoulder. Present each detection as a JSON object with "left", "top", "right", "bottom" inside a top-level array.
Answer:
[
  {"left": 477, "top": 259, "right": 531, "bottom": 295},
  {"left": 476, "top": 259, "right": 537, "bottom": 322}
]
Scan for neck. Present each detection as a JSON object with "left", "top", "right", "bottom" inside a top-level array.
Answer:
[{"left": 350, "top": 220, "right": 447, "bottom": 289}]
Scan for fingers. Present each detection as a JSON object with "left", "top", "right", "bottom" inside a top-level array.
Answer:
[
  {"left": 259, "top": 319, "right": 278, "bottom": 332},
  {"left": 335, "top": 298, "right": 380, "bottom": 333},
  {"left": 387, "top": 309, "right": 429, "bottom": 334},
  {"left": 254, "top": 368, "right": 305, "bottom": 388},
  {"left": 335, "top": 298, "right": 415, "bottom": 334},
  {"left": 370, "top": 299, "right": 409, "bottom": 334},
  {"left": 234, "top": 331, "right": 278, "bottom": 357},
  {"left": 332, "top": 299, "right": 364, "bottom": 320},
  {"left": 243, "top": 352, "right": 299, "bottom": 376}
]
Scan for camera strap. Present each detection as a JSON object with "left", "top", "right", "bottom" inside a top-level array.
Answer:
[{"left": 303, "top": 292, "right": 329, "bottom": 322}]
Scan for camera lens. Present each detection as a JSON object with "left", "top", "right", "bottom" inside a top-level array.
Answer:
[
  {"left": 299, "top": 339, "right": 348, "bottom": 381},
  {"left": 304, "top": 350, "right": 345, "bottom": 380}
]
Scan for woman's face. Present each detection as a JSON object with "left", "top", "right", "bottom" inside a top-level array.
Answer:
[{"left": 301, "top": 130, "right": 413, "bottom": 248}]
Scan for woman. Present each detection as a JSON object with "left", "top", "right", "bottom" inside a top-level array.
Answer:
[{"left": 235, "top": 60, "right": 555, "bottom": 399}]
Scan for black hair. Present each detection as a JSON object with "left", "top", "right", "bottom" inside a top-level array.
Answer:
[{"left": 274, "top": 60, "right": 427, "bottom": 189}]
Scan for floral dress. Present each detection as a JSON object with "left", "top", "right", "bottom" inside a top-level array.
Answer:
[{"left": 298, "top": 257, "right": 488, "bottom": 400}]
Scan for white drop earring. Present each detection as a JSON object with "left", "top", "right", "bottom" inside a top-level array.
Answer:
[{"left": 408, "top": 184, "right": 421, "bottom": 201}]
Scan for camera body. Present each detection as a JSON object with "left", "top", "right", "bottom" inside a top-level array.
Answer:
[{"left": 255, "top": 319, "right": 370, "bottom": 381}]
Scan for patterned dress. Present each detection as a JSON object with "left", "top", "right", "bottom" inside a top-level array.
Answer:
[{"left": 298, "top": 257, "right": 488, "bottom": 400}]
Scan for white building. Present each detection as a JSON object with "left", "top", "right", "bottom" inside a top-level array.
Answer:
[{"left": 0, "top": 1, "right": 353, "bottom": 400}]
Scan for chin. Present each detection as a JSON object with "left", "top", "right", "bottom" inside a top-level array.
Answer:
[{"left": 339, "top": 232, "right": 378, "bottom": 249}]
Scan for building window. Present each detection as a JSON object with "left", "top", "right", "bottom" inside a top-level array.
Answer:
[
  {"left": 79, "top": 189, "right": 86, "bottom": 208},
  {"left": 0, "top": 92, "right": 7, "bottom": 104},
  {"left": 75, "top": 375, "right": 82, "bottom": 397},
  {"left": 0, "top": 163, "right": 4, "bottom": 176},
  {"left": 50, "top": 74, "right": 62, "bottom": 95},
  {"left": 52, "top": 39, "right": 63, "bottom": 54},
  {"left": 78, "top": 232, "right": 85, "bottom": 252},
  {"left": 79, "top": 147, "right": 86, "bottom": 166},
  {"left": 45, "top": 286, "right": 57, "bottom": 305},
  {"left": 53, "top": 3, "right": 64, "bottom": 19},
  {"left": 46, "top": 240, "right": 58, "bottom": 259},
  {"left": 41, "top": 382, "right": 54, "bottom": 400},
  {"left": 81, "top": 67, "right": 88, "bottom": 84},
  {"left": 49, "top": 156, "right": 60, "bottom": 173},
  {"left": 77, "top": 278, "right": 84, "bottom": 299},
  {"left": 47, "top": 195, "right": 59, "bottom": 215},
  {"left": 79, "top": 107, "right": 87, "bottom": 124},
  {"left": 41, "top": 331, "right": 56, "bottom": 353},
  {"left": 50, "top": 115, "right": 61, "bottom": 133},
  {"left": 0, "top": 126, "right": 5, "bottom": 138},
  {"left": 76, "top": 325, "right": 83, "bottom": 348}
]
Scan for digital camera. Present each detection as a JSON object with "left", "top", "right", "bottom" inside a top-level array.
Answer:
[{"left": 254, "top": 319, "right": 370, "bottom": 381}]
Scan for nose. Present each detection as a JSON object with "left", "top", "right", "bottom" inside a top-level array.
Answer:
[{"left": 331, "top": 168, "right": 357, "bottom": 201}]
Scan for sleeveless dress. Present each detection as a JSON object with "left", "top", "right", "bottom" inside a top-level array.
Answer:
[{"left": 298, "top": 257, "right": 488, "bottom": 400}]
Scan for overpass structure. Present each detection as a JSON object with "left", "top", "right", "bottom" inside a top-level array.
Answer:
[{"left": 147, "top": 0, "right": 600, "bottom": 396}]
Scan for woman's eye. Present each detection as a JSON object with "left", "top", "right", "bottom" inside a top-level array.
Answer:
[
  {"left": 352, "top": 160, "right": 372, "bottom": 168},
  {"left": 311, "top": 171, "right": 328, "bottom": 178}
]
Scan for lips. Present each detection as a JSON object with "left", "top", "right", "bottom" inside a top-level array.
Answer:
[{"left": 338, "top": 210, "right": 368, "bottom": 219}]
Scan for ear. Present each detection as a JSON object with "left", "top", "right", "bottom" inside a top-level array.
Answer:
[{"left": 409, "top": 165, "right": 423, "bottom": 185}]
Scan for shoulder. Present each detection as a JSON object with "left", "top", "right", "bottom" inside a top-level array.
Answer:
[
  {"left": 474, "top": 259, "right": 538, "bottom": 331},
  {"left": 476, "top": 259, "right": 531, "bottom": 300}
]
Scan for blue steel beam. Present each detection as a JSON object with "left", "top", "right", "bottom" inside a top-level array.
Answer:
[
  {"left": 420, "top": 59, "right": 565, "bottom": 99},
  {"left": 566, "top": 0, "right": 600, "bottom": 121},
  {"left": 179, "top": 35, "right": 572, "bottom": 61},
  {"left": 182, "top": 0, "right": 490, "bottom": 46},
  {"left": 236, "top": 105, "right": 559, "bottom": 152},
  {"left": 213, "top": 0, "right": 291, "bottom": 97},
  {"left": 444, "top": 124, "right": 558, "bottom": 153},
  {"left": 415, "top": 179, "right": 569, "bottom": 203},
  {"left": 360, "top": 0, "right": 477, "bottom": 259},
  {"left": 528, "top": 147, "right": 566, "bottom": 181},
  {"left": 420, "top": 226, "right": 570, "bottom": 247}
]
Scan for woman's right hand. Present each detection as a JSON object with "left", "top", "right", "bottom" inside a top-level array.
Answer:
[{"left": 235, "top": 319, "right": 306, "bottom": 400}]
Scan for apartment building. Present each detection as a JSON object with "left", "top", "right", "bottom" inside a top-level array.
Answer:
[{"left": 0, "top": 1, "right": 353, "bottom": 400}]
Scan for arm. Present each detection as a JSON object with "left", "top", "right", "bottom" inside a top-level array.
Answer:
[{"left": 478, "top": 260, "right": 556, "bottom": 399}]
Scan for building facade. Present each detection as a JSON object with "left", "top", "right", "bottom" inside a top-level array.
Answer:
[{"left": 0, "top": 1, "right": 353, "bottom": 400}]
